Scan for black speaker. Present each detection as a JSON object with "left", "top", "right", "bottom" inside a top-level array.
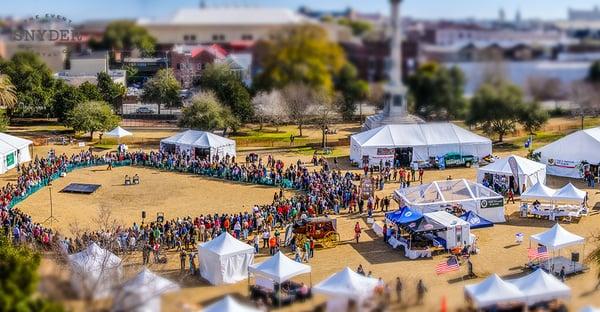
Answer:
[
  {"left": 572, "top": 252, "right": 580, "bottom": 262},
  {"left": 142, "top": 211, "right": 146, "bottom": 219}
]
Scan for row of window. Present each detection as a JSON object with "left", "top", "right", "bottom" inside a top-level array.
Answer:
[
  {"left": 182, "top": 33, "right": 254, "bottom": 42},
  {"left": 176, "top": 63, "right": 207, "bottom": 70}
]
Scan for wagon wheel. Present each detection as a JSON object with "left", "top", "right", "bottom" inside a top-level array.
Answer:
[{"left": 322, "top": 232, "right": 340, "bottom": 249}]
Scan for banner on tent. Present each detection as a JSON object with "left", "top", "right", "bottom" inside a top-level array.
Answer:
[
  {"left": 377, "top": 148, "right": 395, "bottom": 155},
  {"left": 480, "top": 197, "right": 504, "bottom": 209},
  {"left": 547, "top": 158, "right": 577, "bottom": 169},
  {"left": 6, "top": 153, "right": 14, "bottom": 167}
]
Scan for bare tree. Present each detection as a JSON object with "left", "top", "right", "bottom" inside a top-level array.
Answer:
[
  {"left": 570, "top": 81, "right": 600, "bottom": 129},
  {"left": 314, "top": 93, "right": 339, "bottom": 149},
  {"left": 527, "top": 76, "right": 566, "bottom": 101},
  {"left": 281, "top": 83, "right": 319, "bottom": 137},
  {"left": 252, "top": 90, "right": 287, "bottom": 131}
]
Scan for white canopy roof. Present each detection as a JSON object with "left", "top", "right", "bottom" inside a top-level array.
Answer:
[
  {"left": 553, "top": 183, "right": 587, "bottom": 202},
  {"left": 0, "top": 132, "right": 33, "bottom": 149},
  {"left": 396, "top": 179, "right": 501, "bottom": 204},
  {"left": 478, "top": 155, "right": 546, "bottom": 176},
  {"left": 249, "top": 251, "right": 311, "bottom": 283},
  {"left": 203, "top": 295, "right": 261, "bottom": 312},
  {"left": 520, "top": 182, "right": 557, "bottom": 201},
  {"left": 351, "top": 123, "right": 491, "bottom": 148},
  {"left": 425, "top": 211, "right": 469, "bottom": 228},
  {"left": 465, "top": 274, "right": 524, "bottom": 308},
  {"left": 199, "top": 232, "right": 254, "bottom": 257},
  {"left": 161, "top": 130, "right": 235, "bottom": 149},
  {"left": 112, "top": 268, "right": 180, "bottom": 312},
  {"left": 105, "top": 126, "right": 132, "bottom": 138},
  {"left": 530, "top": 224, "right": 585, "bottom": 250},
  {"left": 581, "top": 306, "right": 600, "bottom": 312},
  {"left": 535, "top": 127, "right": 600, "bottom": 169},
  {"left": 508, "top": 269, "right": 570, "bottom": 305},
  {"left": 69, "top": 242, "right": 122, "bottom": 271},
  {"left": 313, "top": 267, "right": 380, "bottom": 299}
]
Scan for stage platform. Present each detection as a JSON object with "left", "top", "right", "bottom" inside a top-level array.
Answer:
[{"left": 61, "top": 183, "right": 101, "bottom": 194}]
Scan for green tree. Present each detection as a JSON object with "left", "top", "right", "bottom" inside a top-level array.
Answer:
[
  {"left": 141, "top": 68, "right": 181, "bottom": 115},
  {"left": 66, "top": 101, "right": 121, "bottom": 139},
  {"left": 334, "top": 64, "right": 369, "bottom": 121},
  {"left": 0, "top": 110, "right": 9, "bottom": 132},
  {"left": 406, "top": 62, "right": 467, "bottom": 119},
  {"left": 588, "top": 60, "right": 600, "bottom": 83},
  {"left": 0, "top": 235, "right": 64, "bottom": 312},
  {"left": 467, "top": 82, "right": 541, "bottom": 142},
  {"left": 77, "top": 82, "right": 103, "bottom": 102},
  {"left": 0, "top": 74, "right": 17, "bottom": 110},
  {"left": 519, "top": 101, "right": 549, "bottom": 134},
  {"left": 52, "top": 81, "right": 85, "bottom": 121},
  {"left": 179, "top": 91, "right": 227, "bottom": 131},
  {"left": 0, "top": 52, "right": 56, "bottom": 117},
  {"left": 195, "top": 64, "right": 253, "bottom": 122},
  {"left": 588, "top": 233, "right": 600, "bottom": 291},
  {"left": 337, "top": 18, "right": 373, "bottom": 36},
  {"left": 253, "top": 24, "right": 346, "bottom": 92},
  {"left": 101, "top": 20, "right": 156, "bottom": 58},
  {"left": 97, "top": 72, "right": 126, "bottom": 112}
]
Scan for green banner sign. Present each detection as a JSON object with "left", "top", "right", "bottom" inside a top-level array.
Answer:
[
  {"left": 6, "top": 152, "right": 15, "bottom": 167},
  {"left": 480, "top": 197, "right": 504, "bottom": 209}
]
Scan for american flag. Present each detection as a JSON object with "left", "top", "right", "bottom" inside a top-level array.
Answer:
[
  {"left": 436, "top": 256, "right": 460, "bottom": 275},
  {"left": 528, "top": 246, "right": 549, "bottom": 261}
]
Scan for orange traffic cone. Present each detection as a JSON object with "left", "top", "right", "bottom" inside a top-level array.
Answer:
[{"left": 441, "top": 296, "right": 447, "bottom": 312}]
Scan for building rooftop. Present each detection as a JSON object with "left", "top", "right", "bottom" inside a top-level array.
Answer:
[
  {"left": 72, "top": 51, "right": 108, "bottom": 60},
  {"left": 139, "top": 7, "right": 310, "bottom": 26}
]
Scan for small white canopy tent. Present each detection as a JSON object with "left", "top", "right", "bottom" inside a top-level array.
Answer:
[
  {"left": 313, "top": 267, "right": 380, "bottom": 312},
  {"left": 477, "top": 155, "right": 546, "bottom": 193},
  {"left": 394, "top": 179, "right": 506, "bottom": 223},
  {"left": 105, "top": 126, "right": 133, "bottom": 138},
  {"left": 69, "top": 243, "right": 123, "bottom": 299},
  {"left": 350, "top": 123, "right": 492, "bottom": 166},
  {"left": 507, "top": 269, "right": 571, "bottom": 305},
  {"left": 112, "top": 268, "right": 180, "bottom": 312},
  {"left": 0, "top": 133, "right": 32, "bottom": 173},
  {"left": 202, "top": 295, "right": 261, "bottom": 312},
  {"left": 249, "top": 251, "right": 311, "bottom": 284},
  {"left": 464, "top": 274, "right": 525, "bottom": 309},
  {"left": 553, "top": 183, "right": 586, "bottom": 203},
  {"left": 197, "top": 232, "right": 254, "bottom": 285},
  {"left": 520, "top": 182, "right": 557, "bottom": 202},
  {"left": 161, "top": 130, "right": 236, "bottom": 160},
  {"left": 535, "top": 126, "right": 600, "bottom": 178},
  {"left": 530, "top": 224, "right": 585, "bottom": 250}
]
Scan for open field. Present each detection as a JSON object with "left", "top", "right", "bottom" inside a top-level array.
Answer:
[{"left": 3, "top": 117, "right": 600, "bottom": 311}]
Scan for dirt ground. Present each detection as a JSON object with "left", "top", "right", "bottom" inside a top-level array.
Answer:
[{"left": 5, "top": 125, "right": 600, "bottom": 311}]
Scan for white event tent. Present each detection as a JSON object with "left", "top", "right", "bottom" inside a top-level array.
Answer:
[
  {"left": 197, "top": 232, "right": 254, "bottom": 285},
  {"left": 530, "top": 224, "right": 586, "bottom": 275},
  {"left": 69, "top": 243, "right": 123, "bottom": 299},
  {"left": 112, "top": 268, "right": 180, "bottom": 312},
  {"left": 249, "top": 251, "right": 311, "bottom": 284},
  {"left": 521, "top": 182, "right": 586, "bottom": 204},
  {"left": 202, "top": 295, "right": 261, "bottom": 312},
  {"left": 520, "top": 182, "right": 557, "bottom": 202},
  {"left": 535, "top": 126, "right": 600, "bottom": 178},
  {"left": 476, "top": 155, "right": 546, "bottom": 193},
  {"left": 161, "top": 130, "right": 236, "bottom": 160},
  {"left": 105, "top": 126, "right": 133, "bottom": 138},
  {"left": 0, "top": 132, "right": 32, "bottom": 174},
  {"left": 350, "top": 123, "right": 492, "bottom": 166},
  {"left": 507, "top": 269, "right": 571, "bottom": 305},
  {"left": 313, "top": 267, "right": 380, "bottom": 312},
  {"left": 464, "top": 274, "right": 524, "bottom": 309},
  {"left": 394, "top": 179, "right": 506, "bottom": 223}
]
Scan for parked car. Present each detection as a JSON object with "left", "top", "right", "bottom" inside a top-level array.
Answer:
[
  {"left": 437, "top": 152, "right": 478, "bottom": 168},
  {"left": 135, "top": 107, "right": 155, "bottom": 114}
]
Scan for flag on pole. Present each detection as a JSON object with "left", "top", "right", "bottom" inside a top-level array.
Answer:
[
  {"left": 435, "top": 256, "right": 460, "bottom": 275},
  {"left": 528, "top": 245, "right": 549, "bottom": 261}
]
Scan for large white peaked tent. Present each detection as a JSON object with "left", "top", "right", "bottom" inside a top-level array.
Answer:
[
  {"left": 0, "top": 133, "right": 32, "bottom": 173},
  {"left": 69, "top": 243, "right": 123, "bottom": 299},
  {"left": 530, "top": 223, "right": 585, "bottom": 250},
  {"left": 508, "top": 269, "right": 570, "bottom": 305},
  {"left": 202, "top": 295, "right": 261, "bottom": 312},
  {"left": 112, "top": 268, "right": 179, "bottom": 312},
  {"left": 197, "top": 232, "right": 254, "bottom": 285},
  {"left": 350, "top": 123, "right": 492, "bottom": 166},
  {"left": 477, "top": 155, "right": 546, "bottom": 192},
  {"left": 464, "top": 274, "right": 524, "bottom": 308},
  {"left": 160, "top": 130, "right": 236, "bottom": 160},
  {"left": 535, "top": 126, "right": 600, "bottom": 178},
  {"left": 313, "top": 267, "right": 380, "bottom": 312},
  {"left": 249, "top": 251, "right": 311, "bottom": 284}
]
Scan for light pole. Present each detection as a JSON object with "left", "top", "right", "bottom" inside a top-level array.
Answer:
[{"left": 43, "top": 182, "right": 58, "bottom": 226}]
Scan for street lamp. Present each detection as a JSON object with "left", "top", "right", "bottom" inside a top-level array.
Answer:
[{"left": 43, "top": 182, "right": 58, "bottom": 226}]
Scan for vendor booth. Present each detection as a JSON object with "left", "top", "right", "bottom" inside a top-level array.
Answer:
[
  {"left": 248, "top": 251, "right": 312, "bottom": 307},
  {"left": 507, "top": 269, "right": 571, "bottom": 306},
  {"left": 534, "top": 126, "right": 600, "bottom": 178},
  {"left": 426, "top": 211, "right": 471, "bottom": 249},
  {"left": 69, "top": 243, "right": 123, "bottom": 299},
  {"left": 476, "top": 155, "right": 546, "bottom": 193},
  {"left": 112, "top": 268, "right": 179, "bottom": 312},
  {"left": 394, "top": 179, "right": 506, "bottom": 223},
  {"left": 0, "top": 132, "right": 33, "bottom": 174},
  {"left": 464, "top": 274, "right": 525, "bottom": 310},
  {"left": 529, "top": 224, "right": 586, "bottom": 275},
  {"left": 349, "top": 123, "right": 492, "bottom": 167},
  {"left": 197, "top": 232, "right": 254, "bottom": 285},
  {"left": 160, "top": 130, "right": 236, "bottom": 160},
  {"left": 313, "top": 267, "right": 380, "bottom": 312},
  {"left": 520, "top": 182, "right": 587, "bottom": 220},
  {"left": 459, "top": 211, "right": 494, "bottom": 229},
  {"left": 203, "top": 295, "right": 261, "bottom": 312}
]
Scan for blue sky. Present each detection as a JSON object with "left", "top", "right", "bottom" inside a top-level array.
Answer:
[{"left": 0, "top": 0, "right": 599, "bottom": 22}]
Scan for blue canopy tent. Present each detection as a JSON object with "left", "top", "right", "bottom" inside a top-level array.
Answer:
[
  {"left": 385, "top": 206, "right": 423, "bottom": 224},
  {"left": 460, "top": 211, "right": 494, "bottom": 229}
]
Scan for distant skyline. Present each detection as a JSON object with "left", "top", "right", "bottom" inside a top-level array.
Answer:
[{"left": 1, "top": 0, "right": 600, "bottom": 22}]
